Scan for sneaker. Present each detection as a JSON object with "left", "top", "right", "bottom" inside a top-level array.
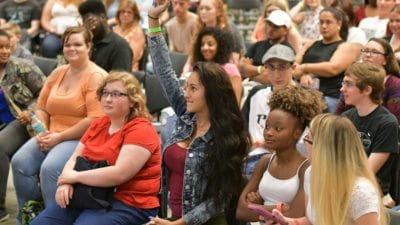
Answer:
[{"left": 0, "top": 209, "right": 9, "bottom": 223}]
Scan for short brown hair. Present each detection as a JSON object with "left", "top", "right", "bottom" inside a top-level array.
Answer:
[
  {"left": 344, "top": 62, "right": 385, "bottom": 104},
  {"left": 61, "top": 26, "right": 93, "bottom": 48}
]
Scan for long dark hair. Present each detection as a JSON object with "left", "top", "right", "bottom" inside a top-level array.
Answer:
[
  {"left": 193, "top": 61, "right": 250, "bottom": 212},
  {"left": 192, "top": 27, "right": 234, "bottom": 65},
  {"left": 368, "top": 38, "right": 400, "bottom": 77},
  {"left": 320, "top": 7, "right": 349, "bottom": 40}
]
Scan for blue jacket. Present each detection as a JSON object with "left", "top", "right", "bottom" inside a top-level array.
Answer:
[{"left": 149, "top": 34, "right": 223, "bottom": 225}]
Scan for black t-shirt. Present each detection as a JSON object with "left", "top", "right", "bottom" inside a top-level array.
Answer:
[
  {"left": 245, "top": 40, "right": 291, "bottom": 66},
  {"left": 91, "top": 31, "right": 133, "bottom": 72},
  {"left": 302, "top": 40, "right": 344, "bottom": 98},
  {"left": 343, "top": 106, "right": 399, "bottom": 194},
  {"left": 0, "top": 0, "right": 41, "bottom": 29}
]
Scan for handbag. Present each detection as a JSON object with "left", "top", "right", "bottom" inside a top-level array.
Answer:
[{"left": 68, "top": 156, "right": 115, "bottom": 209}]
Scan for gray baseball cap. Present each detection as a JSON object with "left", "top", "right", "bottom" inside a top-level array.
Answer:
[{"left": 262, "top": 44, "right": 295, "bottom": 64}]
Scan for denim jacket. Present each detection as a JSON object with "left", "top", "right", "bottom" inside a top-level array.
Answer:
[{"left": 149, "top": 34, "right": 223, "bottom": 225}]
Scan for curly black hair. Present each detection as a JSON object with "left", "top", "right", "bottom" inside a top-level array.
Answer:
[
  {"left": 268, "top": 86, "right": 326, "bottom": 129},
  {"left": 191, "top": 27, "right": 234, "bottom": 65}
]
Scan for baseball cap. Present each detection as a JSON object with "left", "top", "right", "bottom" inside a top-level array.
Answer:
[
  {"left": 265, "top": 10, "right": 292, "bottom": 28},
  {"left": 262, "top": 44, "right": 295, "bottom": 64}
]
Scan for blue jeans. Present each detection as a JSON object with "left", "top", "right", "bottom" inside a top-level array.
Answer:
[
  {"left": 324, "top": 96, "right": 339, "bottom": 113},
  {"left": 30, "top": 201, "right": 158, "bottom": 225},
  {"left": 40, "top": 33, "right": 62, "bottom": 58},
  {"left": 11, "top": 138, "right": 77, "bottom": 223}
]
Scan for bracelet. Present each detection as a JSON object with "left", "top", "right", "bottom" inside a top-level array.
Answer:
[
  {"left": 293, "top": 219, "right": 300, "bottom": 225},
  {"left": 148, "top": 26, "right": 162, "bottom": 33},
  {"left": 257, "top": 65, "right": 263, "bottom": 74},
  {"left": 148, "top": 14, "right": 159, "bottom": 20}
]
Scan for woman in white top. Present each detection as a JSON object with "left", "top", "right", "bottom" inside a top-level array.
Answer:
[
  {"left": 236, "top": 86, "right": 325, "bottom": 222},
  {"left": 267, "top": 114, "right": 386, "bottom": 225},
  {"left": 40, "top": 0, "right": 83, "bottom": 58}
]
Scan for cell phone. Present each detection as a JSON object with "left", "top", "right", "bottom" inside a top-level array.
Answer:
[{"left": 247, "top": 204, "right": 289, "bottom": 225}]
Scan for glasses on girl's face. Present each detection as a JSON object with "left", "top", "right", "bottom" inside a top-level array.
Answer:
[
  {"left": 303, "top": 135, "right": 313, "bottom": 145},
  {"left": 360, "top": 48, "right": 385, "bottom": 57},
  {"left": 101, "top": 91, "right": 128, "bottom": 98}
]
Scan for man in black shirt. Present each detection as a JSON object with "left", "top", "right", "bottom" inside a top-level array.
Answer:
[
  {"left": 341, "top": 62, "right": 398, "bottom": 196},
  {"left": 79, "top": 0, "right": 132, "bottom": 72}
]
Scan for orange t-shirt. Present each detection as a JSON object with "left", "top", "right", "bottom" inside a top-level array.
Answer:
[
  {"left": 36, "top": 63, "right": 106, "bottom": 132},
  {"left": 81, "top": 116, "right": 161, "bottom": 209}
]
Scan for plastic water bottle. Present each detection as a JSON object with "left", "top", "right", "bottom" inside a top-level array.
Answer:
[{"left": 30, "top": 112, "right": 47, "bottom": 134}]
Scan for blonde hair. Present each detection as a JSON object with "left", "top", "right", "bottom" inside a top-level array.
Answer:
[
  {"left": 97, "top": 71, "right": 151, "bottom": 121},
  {"left": 263, "top": 0, "right": 289, "bottom": 17},
  {"left": 196, "top": 0, "right": 230, "bottom": 33},
  {"left": 310, "top": 114, "right": 386, "bottom": 225},
  {"left": 1, "top": 23, "right": 21, "bottom": 36}
]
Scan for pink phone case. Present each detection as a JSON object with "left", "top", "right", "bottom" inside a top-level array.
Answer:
[{"left": 247, "top": 204, "right": 289, "bottom": 225}]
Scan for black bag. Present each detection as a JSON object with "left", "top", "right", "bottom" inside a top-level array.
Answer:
[{"left": 68, "top": 156, "right": 115, "bottom": 209}]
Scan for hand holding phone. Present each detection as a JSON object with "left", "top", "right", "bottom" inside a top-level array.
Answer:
[{"left": 247, "top": 204, "right": 288, "bottom": 225}]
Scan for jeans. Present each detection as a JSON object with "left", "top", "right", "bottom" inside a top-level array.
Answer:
[
  {"left": 30, "top": 201, "right": 158, "bottom": 225},
  {"left": 0, "top": 120, "right": 30, "bottom": 210},
  {"left": 11, "top": 138, "right": 78, "bottom": 223},
  {"left": 324, "top": 96, "right": 339, "bottom": 113},
  {"left": 40, "top": 33, "right": 62, "bottom": 58}
]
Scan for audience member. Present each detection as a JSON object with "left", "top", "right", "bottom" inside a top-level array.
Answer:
[
  {"left": 290, "top": 0, "right": 324, "bottom": 43},
  {"left": 30, "top": 71, "right": 161, "bottom": 225},
  {"left": 1, "top": 23, "right": 33, "bottom": 61},
  {"left": 113, "top": 0, "right": 145, "bottom": 71},
  {"left": 11, "top": 26, "right": 107, "bottom": 225},
  {"left": 250, "top": 0, "right": 302, "bottom": 53},
  {"left": 336, "top": 38, "right": 400, "bottom": 123},
  {"left": 266, "top": 113, "right": 386, "bottom": 225},
  {"left": 0, "top": 0, "right": 41, "bottom": 50},
  {"left": 165, "top": 0, "right": 198, "bottom": 54},
  {"left": 0, "top": 29, "right": 45, "bottom": 223},
  {"left": 182, "top": 0, "right": 245, "bottom": 72},
  {"left": 191, "top": 27, "right": 242, "bottom": 103},
  {"left": 148, "top": 1, "right": 250, "bottom": 224},
  {"left": 40, "top": 0, "right": 82, "bottom": 58},
  {"left": 293, "top": 7, "right": 360, "bottom": 112},
  {"left": 237, "top": 86, "right": 325, "bottom": 221},
  {"left": 355, "top": 0, "right": 378, "bottom": 26},
  {"left": 79, "top": 0, "right": 133, "bottom": 72},
  {"left": 240, "top": 45, "right": 320, "bottom": 178},
  {"left": 388, "top": 4, "right": 400, "bottom": 63},
  {"left": 240, "top": 10, "right": 293, "bottom": 84},
  {"left": 358, "top": 0, "right": 395, "bottom": 40},
  {"left": 341, "top": 62, "right": 398, "bottom": 198}
]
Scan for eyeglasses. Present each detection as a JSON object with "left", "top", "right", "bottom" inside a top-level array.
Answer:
[
  {"left": 303, "top": 136, "right": 313, "bottom": 145},
  {"left": 341, "top": 80, "right": 356, "bottom": 88},
  {"left": 101, "top": 91, "right": 128, "bottom": 98},
  {"left": 264, "top": 63, "right": 292, "bottom": 72},
  {"left": 360, "top": 48, "right": 385, "bottom": 56}
]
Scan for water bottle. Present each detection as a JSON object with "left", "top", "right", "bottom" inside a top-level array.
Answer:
[{"left": 30, "top": 112, "right": 47, "bottom": 134}]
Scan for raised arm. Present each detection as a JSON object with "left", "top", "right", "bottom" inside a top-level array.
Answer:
[{"left": 148, "top": 0, "right": 187, "bottom": 116}]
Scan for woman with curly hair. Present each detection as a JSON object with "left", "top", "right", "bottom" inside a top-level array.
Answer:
[
  {"left": 191, "top": 26, "right": 242, "bottom": 104},
  {"left": 236, "top": 86, "right": 325, "bottom": 222},
  {"left": 147, "top": 1, "right": 250, "bottom": 224},
  {"left": 266, "top": 114, "right": 386, "bottom": 225},
  {"left": 30, "top": 71, "right": 161, "bottom": 225}
]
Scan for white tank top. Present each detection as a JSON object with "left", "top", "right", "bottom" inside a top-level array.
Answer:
[{"left": 258, "top": 154, "right": 308, "bottom": 205}]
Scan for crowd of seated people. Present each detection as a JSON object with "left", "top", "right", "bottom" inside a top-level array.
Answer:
[{"left": 1, "top": 0, "right": 400, "bottom": 224}]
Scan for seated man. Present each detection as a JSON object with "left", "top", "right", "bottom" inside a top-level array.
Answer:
[
  {"left": 341, "top": 62, "right": 399, "bottom": 197},
  {"left": 165, "top": 0, "right": 197, "bottom": 54},
  {"left": 78, "top": 0, "right": 132, "bottom": 72},
  {"left": 240, "top": 10, "right": 293, "bottom": 85}
]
